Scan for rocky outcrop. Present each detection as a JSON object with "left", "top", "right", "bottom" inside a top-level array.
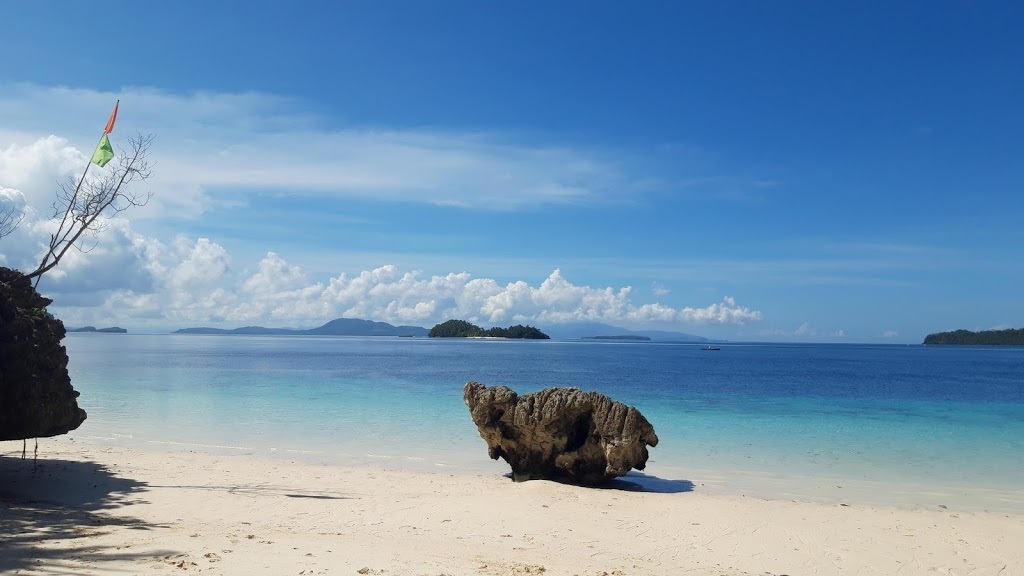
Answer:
[
  {"left": 0, "top": 267, "right": 87, "bottom": 441},
  {"left": 463, "top": 381, "right": 658, "bottom": 484}
]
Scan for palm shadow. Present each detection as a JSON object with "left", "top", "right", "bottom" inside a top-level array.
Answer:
[{"left": 0, "top": 453, "right": 176, "bottom": 573}]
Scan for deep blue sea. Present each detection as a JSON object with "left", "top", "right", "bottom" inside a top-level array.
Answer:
[{"left": 60, "top": 334, "right": 1024, "bottom": 510}]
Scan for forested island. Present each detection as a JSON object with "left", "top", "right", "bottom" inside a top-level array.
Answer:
[
  {"left": 428, "top": 319, "right": 550, "bottom": 339},
  {"left": 923, "top": 328, "right": 1024, "bottom": 346}
]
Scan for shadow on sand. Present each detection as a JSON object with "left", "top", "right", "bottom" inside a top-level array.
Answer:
[
  {"left": 145, "top": 482, "right": 357, "bottom": 500},
  {"left": 605, "top": 471, "right": 695, "bottom": 493},
  {"left": 503, "top": 470, "right": 695, "bottom": 493},
  {"left": 0, "top": 453, "right": 173, "bottom": 573}
]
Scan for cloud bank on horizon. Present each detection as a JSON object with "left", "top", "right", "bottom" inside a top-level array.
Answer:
[
  {"left": 2, "top": 213, "right": 763, "bottom": 331},
  {"left": 0, "top": 89, "right": 762, "bottom": 332}
]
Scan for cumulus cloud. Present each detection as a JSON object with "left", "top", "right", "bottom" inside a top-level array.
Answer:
[
  {"left": 0, "top": 140, "right": 764, "bottom": 330},
  {"left": 0, "top": 86, "right": 765, "bottom": 333},
  {"left": 679, "top": 296, "right": 762, "bottom": 324},
  {"left": 0, "top": 186, "right": 27, "bottom": 244},
  {"left": 37, "top": 235, "right": 763, "bottom": 331},
  {"left": 881, "top": 330, "right": 899, "bottom": 338},
  {"left": 0, "top": 136, "right": 84, "bottom": 209},
  {"left": 2, "top": 153, "right": 763, "bottom": 329},
  {"left": 0, "top": 133, "right": 161, "bottom": 290},
  {"left": 757, "top": 322, "right": 844, "bottom": 340}
]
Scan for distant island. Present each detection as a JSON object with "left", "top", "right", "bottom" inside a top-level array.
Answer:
[
  {"left": 428, "top": 319, "right": 549, "bottom": 339},
  {"left": 174, "top": 318, "right": 428, "bottom": 337},
  {"left": 923, "top": 328, "right": 1024, "bottom": 346},
  {"left": 172, "top": 317, "right": 710, "bottom": 342},
  {"left": 67, "top": 326, "right": 127, "bottom": 333}
]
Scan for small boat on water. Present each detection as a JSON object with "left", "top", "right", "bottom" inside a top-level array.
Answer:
[{"left": 702, "top": 346, "right": 721, "bottom": 351}]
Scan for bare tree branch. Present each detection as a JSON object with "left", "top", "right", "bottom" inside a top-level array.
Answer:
[
  {"left": 0, "top": 203, "right": 24, "bottom": 239},
  {"left": 25, "top": 133, "right": 155, "bottom": 285}
]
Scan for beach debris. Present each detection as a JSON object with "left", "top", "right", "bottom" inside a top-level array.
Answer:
[
  {"left": 474, "top": 560, "right": 546, "bottom": 574},
  {"left": 168, "top": 557, "right": 198, "bottom": 570},
  {"left": 463, "top": 381, "right": 659, "bottom": 485}
]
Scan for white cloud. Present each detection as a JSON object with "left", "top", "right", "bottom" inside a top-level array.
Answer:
[
  {"left": 0, "top": 186, "right": 27, "bottom": 247},
  {"left": 36, "top": 236, "right": 763, "bottom": 330},
  {"left": 0, "top": 136, "right": 84, "bottom": 210},
  {"left": 651, "top": 282, "right": 670, "bottom": 296},
  {"left": 757, "top": 322, "right": 844, "bottom": 341},
  {"left": 31, "top": 218, "right": 161, "bottom": 304},
  {"left": 0, "top": 186, "right": 26, "bottom": 213},
  {"left": 169, "top": 237, "right": 230, "bottom": 292},
  {"left": 0, "top": 84, "right": 766, "bottom": 333},
  {"left": 0, "top": 139, "right": 764, "bottom": 330},
  {"left": 794, "top": 322, "right": 815, "bottom": 337},
  {"left": 881, "top": 330, "right": 899, "bottom": 338},
  {"left": 678, "top": 296, "right": 762, "bottom": 324},
  {"left": 241, "top": 252, "right": 306, "bottom": 296},
  {"left": 0, "top": 84, "right": 646, "bottom": 214},
  {"left": 0, "top": 133, "right": 746, "bottom": 330}
]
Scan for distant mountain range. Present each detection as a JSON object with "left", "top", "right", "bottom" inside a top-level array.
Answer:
[
  {"left": 174, "top": 318, "right": 429, "bottom": 337},
  {"left": 543, "top": 322, "right": 710, "bottom": 342},
  {"left": 67, "top": 326, "right": 127, "bottom": 333},
  {"left": 173, "top": 318, "right": 710, "bottom": 342}
]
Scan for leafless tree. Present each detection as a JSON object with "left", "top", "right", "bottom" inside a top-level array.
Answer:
[
  {"left": 24, "top": 133, "right": 155, "bottom": 286},
  {"left": 0, "top": 202, "right": 24, "bottom": 239}
]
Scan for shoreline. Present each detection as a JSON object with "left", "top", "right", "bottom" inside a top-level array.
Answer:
[
  {"left": 2, "top": 437, "right": 1022, "bottom": 575},
  {"left": 50, "top": 426, "right": 1024, "bottom": 514},
  {"left": 61, "top": 334, "right": 1024, "bottom": 520}
]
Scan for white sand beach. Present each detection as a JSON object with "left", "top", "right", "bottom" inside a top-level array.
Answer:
[{"left": 1, "top": 438, "right": 1021, "bottom": 575}]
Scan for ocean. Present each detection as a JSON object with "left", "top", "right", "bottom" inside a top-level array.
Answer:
[{"left": 59, "top": 334, "right": 1024, "bottom": 511}]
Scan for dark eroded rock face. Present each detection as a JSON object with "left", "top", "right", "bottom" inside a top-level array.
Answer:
[
  {"left": 0, "top": 267, "right": 87, "bottom": 441},
  {"left": 463, "top": 381, "right": 658, "bottom": 484}
]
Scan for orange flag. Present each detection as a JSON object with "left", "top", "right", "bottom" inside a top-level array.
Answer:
[{"left": 104, "top": 100, "right": 119, "bottom": 134}]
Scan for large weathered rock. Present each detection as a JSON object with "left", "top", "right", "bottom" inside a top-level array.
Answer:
[
  {"left": 0, "top": 267, "right": 87, "bottom": 441},
  {"left": 463, "top": 381, "right": 658, "bottom": 484}
]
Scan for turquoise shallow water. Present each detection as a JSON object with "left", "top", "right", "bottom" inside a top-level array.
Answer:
[{"left": 58, "top": 334, "right": 1024, "bottom": 509}]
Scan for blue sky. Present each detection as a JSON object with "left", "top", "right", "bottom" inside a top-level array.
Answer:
[{"left": 1, "top": 2, "right": 1022, "bottom": 342}]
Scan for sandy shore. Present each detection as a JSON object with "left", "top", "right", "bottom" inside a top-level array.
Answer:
[{"left": 1, "top": 438, "right": 1021, "bottom": 575}]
